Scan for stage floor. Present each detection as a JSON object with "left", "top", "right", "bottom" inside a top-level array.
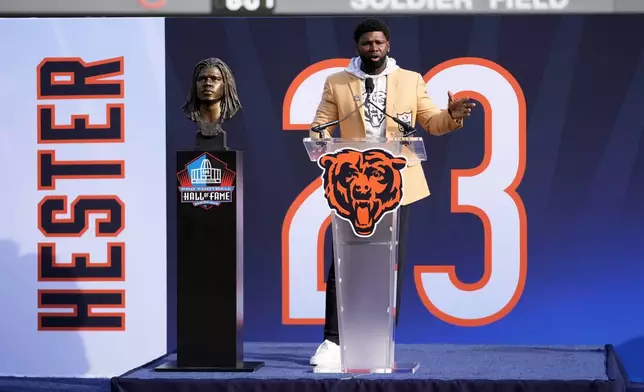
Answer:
[{"left": 111, "top": 342, "right": 628, "bottom": 392}]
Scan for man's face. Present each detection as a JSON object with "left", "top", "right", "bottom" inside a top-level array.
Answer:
[
  {"left": 357, "top": 31, "right": 390, "bottom": 69},
  {"left": 196, "top": 67, "right": 224, "bottom": 102}
]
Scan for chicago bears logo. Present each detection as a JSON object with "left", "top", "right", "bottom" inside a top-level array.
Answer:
[{"left": 318, "top": 148, "right": 407, "bottom": 237}]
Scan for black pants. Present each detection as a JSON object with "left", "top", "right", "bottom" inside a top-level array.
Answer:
[{"left": 323, "top": 205, "right": 410, "bottom": 345}]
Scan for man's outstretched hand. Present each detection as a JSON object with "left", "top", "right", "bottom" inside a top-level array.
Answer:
[{"left": 447, "top": 90, "right": 476, "bottom": 120}]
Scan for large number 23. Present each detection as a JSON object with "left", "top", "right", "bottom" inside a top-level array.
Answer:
[{"left": 281, "top": 58, "right": 527, "bottom": 327}]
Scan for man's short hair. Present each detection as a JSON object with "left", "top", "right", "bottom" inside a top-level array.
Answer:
[{"left": 353, "top": 18, "right": 391, "bottom": 43}]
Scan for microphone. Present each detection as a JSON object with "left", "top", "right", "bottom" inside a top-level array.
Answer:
[
  {"left": 363, "top": 78, "right": 417, "bottom": 137},
  {"left": 365, "top": 76, "right": 374, "bottom": 94}
]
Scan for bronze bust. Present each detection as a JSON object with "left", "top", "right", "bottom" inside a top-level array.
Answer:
[{"left": 181, "top": 57, "right": 242, "bottom": 151}]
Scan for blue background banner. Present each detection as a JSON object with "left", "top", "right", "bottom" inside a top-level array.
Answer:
[{"left": 164, "top": 15, "right": 644, "bottom": 380}]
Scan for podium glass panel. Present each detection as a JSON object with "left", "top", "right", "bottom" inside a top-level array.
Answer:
[
  {"left": 304, "top": 137, "right": 425, "bottom": 374},
  {"left": 331, "top": 209, "right": 399, "bottom": 373},
  {"left": 303, "top": 137, "right": 427, "bottom": 164}
]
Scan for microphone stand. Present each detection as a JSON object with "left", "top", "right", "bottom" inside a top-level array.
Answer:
[
  {"left": 363, "top": 91, "right": 417, "bottom": 147},
  {"left": 364, "top": 93, "right": 417, "bottom": 138},
  {"left": 311, "top": 80, "right": 418, "bottom": 150},
  {"left": 310, "top": 101, "right": 368, "bottom": 135},
  {"left": 310, "top": 97, "right": 369, "bottom": 147}
]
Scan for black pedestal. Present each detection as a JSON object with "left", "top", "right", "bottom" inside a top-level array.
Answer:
[{"left": 156, "top": 150, "right": 263, "bottom": 373}]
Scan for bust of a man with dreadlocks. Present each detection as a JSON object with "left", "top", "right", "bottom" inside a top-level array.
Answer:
[{"left": 182, "top": 57, "right": 242, "bottom": 150}]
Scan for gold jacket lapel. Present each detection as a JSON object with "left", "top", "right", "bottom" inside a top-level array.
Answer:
[
  {"left": 385, "top": 71, "right": 400, "bottom": 137},
  {"left": 346, "top": 73, "right": 367, "bottom": 135}
]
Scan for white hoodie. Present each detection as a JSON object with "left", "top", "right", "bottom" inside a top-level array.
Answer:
[{"left": 345, "top": 56, "right": 400, "bottom": 139}]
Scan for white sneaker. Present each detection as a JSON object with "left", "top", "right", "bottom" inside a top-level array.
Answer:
[{"left": 310, "top": 339, "right": 340, "bottom": 367}]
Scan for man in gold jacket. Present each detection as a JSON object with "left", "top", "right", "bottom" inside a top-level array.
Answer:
[{"left": 309, "top": 18, "right": 475, "bottom": 368}]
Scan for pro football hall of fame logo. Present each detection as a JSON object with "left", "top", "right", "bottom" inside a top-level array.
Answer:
[{"left": 177, "top": 153, "right": 236, "bottom": 210}]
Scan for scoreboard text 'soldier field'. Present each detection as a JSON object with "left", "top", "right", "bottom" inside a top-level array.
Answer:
[
  {"left": 349, "top": 0, "right": 569, "bottom": 11},
  {"left": 2, "top": 0, "right": 643, "bottom": 15}
]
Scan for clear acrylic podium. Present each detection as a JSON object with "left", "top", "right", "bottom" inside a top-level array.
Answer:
[{"left": 303, "top": 137, "right": 427, "bottom": 374}]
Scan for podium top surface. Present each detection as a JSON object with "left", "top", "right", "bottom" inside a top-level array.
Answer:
[{"left": 303, "top": 137, "right": 427, "bottom": 163}]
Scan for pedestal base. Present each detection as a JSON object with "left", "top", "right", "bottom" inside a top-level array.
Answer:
[
  {"left": 154, "top": 360, "right": 264, "bottom": 372},
  {"left": 313, "top": 361, "right": 419, "bottom": 374}
]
